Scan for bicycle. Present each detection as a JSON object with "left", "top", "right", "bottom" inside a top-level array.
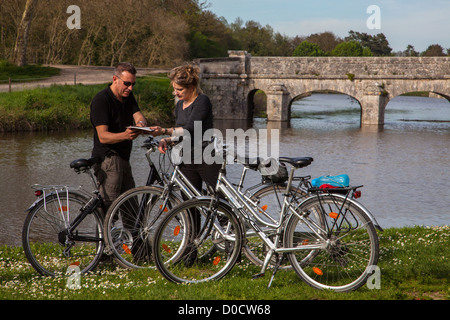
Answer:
[
  {"left": 103, "top": 137, "right": 309, "bottom": 270},
  {"left": 152, "top": 146, "right": 382, "bottom": 292},
  {"left": 22, "top": 157, "right": 105, "bottom": 277}
]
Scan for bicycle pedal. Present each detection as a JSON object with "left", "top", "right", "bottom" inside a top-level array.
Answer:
[
  {"left": 103, "top": 246, "right": 114, "bottom": 256},
  {"left": 252, "top": 272, "right": 265, "bottom": 280}
]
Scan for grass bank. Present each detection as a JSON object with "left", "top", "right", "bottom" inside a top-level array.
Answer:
[
  {"left": 0, "top": 60, "right": 60, "bottom": 82},
  {"left": 1, "top": 226, "right": 448, "bottom": 301},
  {"left": 0, "top": 74, "right": 175, "bottom": 132}
]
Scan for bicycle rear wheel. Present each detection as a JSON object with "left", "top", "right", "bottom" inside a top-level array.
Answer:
[
  {"left": 153, "top": 198, "right": 243, "bottom": 284},
  {"left": 103, "top": 186, "right": 182, "bottom": 269},
  {"left": 284, "top": 194, "right": 379, "bottom": 292},
  {"left": 22, "top": 191, "right": 104, "bottom": 277}
]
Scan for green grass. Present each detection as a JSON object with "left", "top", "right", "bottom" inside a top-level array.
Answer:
[
  {"left": 1, "top": 226, "right": 448, "bottom": 300},
  {"left": 0, "top": 60, "right": 60, "bottom": 82},
  {"left": 0, "top": 74, "right": 175, "bottom": 132}
]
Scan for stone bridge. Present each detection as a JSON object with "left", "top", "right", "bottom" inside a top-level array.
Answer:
[{"left": 197, "top": 51, "right": 450, "bottom": 125}]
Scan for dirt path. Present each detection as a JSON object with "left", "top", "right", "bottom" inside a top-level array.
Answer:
[{"left": 0, "top": 65, "right": 170, "bottom": 92}]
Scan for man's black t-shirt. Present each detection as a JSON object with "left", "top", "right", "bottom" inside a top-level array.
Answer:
[{"left": 90, "top": 85, "right": 140, "bottom": 161}]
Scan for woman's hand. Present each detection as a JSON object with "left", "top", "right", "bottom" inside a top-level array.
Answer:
[
  {"left": 150, "top": 126, "right": 165, "bottom": 136},
  {"left": 158, "top": 138, "right": 170, "bottom": 154}
]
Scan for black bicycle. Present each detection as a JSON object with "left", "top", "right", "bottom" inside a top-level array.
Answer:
[
  {"left": 22, "top": 157, "right": 106, "bottom": 276},
  {"left": 22, "top": 137, "right": 168, "bottom": 276}
]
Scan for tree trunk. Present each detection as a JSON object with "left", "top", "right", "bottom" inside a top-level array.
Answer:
[{"left": 13, "top": 0, "right": 38, "bottom": 66}]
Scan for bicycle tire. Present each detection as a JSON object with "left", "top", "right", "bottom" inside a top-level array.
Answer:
[
  {"left": 103, "top": 185, "right": 182, "bottom": 269},
  {"left": 22, "top": 191, "right": 104, "bottom": 277},
  {"left": 243, "top": 184, "right": 308, "bottom": 268},
  {"left": 153, "top": 198, "right": 243, "bottom": 284},
  {"left": 284, "top": 194, "right": 379, "bottom": 292}
]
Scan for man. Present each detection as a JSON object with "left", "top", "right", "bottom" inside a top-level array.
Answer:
[{"left": 90, "top": 62, "right": 147, "bottom": 211}]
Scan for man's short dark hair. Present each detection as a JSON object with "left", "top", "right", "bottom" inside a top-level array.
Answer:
[{"left": 115, "top": 62, "right": 137, "bottom": 76}]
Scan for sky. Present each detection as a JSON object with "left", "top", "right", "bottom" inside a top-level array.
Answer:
[{"left": 206, "top": 0, "right": 450, "bottom": 52}]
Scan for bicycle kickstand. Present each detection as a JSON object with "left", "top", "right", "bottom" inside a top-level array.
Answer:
[{"left": 267, "top": 254, "right": 285, "bottom": 289}]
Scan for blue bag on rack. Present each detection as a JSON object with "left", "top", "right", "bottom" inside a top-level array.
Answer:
[{"left": 311, "top": 174, "right": 350, "bottom": 188}]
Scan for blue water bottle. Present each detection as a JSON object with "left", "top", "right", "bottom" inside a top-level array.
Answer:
[{"left": 311, "top": 174, "right": 350, "bottom": 188}]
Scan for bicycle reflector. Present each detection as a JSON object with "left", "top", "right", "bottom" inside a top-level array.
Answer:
[
  {"left": 313, "top": 267, "right": 323, "bottom": 276},
  {"left": 353, "top": 190, "right": 362, "bottom": 199},
  {"left": 213, "top": 256, "right": 221, "bottom": 266},
  {"left": 329, "top": 212, "right": 339, "bottom": 219},
  {"left": 34, "top": 190, "right": 43, "bottom": 197},
  {"left": 122, "top": 244, "right": 132, "bottom": 255}
]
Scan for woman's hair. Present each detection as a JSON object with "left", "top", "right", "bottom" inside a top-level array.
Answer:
[{"left": 169, "top": 63, "right": 202, "bottom": 94}]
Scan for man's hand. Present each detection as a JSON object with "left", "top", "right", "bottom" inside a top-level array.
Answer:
[{"left": 124, "top": 127, "right": 141, "bottom": 140}]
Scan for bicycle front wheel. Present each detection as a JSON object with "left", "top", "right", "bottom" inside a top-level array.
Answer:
[
  {"left": 284, "top": 194, "right": 379, "bottom": 292},
  {"left": 22, "top": 191, "right": 104, "bottom": 277},
  {"left": 103, "top": 186, "right": 182, "bottom": 269},
  {"left": 153, "top": 198, "right": 243, "bottom": 284}
]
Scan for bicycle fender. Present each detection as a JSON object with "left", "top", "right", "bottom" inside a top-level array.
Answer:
[
  {"left": 293, "top": 194, "right": 383, "bottom": 232},
  {"left": 25, "top": 198, "right": 43, "bottom": 213},
  {"left": 25, "top": 194, "right": 54, "bottom": 213},
  {"left": 344, "top": 196, "right": 384, "bottom": 232},
  {"left": 333, "top": 194, "right": 383, "bottom": 232},
  {"left": 25, "top": 191, "right": 58, "bottom": 213}
]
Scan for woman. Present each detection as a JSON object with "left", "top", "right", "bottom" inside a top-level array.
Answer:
[{"left": 151, "top": 63, "right": 221, "bottom": 194}]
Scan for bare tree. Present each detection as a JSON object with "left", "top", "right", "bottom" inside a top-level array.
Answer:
[
  {"left": 140, "top": 9, "right": 189, "bottom": 66},
  {"left": 13, "top": 0, "right": 38, "bottom": 66},
  {"left": 76, "top": 1, "right": 104, "bottom": 66}
]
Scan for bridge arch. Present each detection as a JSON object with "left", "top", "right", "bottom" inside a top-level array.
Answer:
[
  {"left": 247, "top": 89, "right": 268, "bottom": 118},
  {"left": 387, "top": 87, "right": 450, "bottom": 102},
  {"left": 288, "top": 90, "right": 362, "bottom": 123},
  {"left": 432, "top": 92, "right": 450, "bottom": 101}
]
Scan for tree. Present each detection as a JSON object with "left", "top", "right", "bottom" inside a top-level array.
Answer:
[
  {"left": 293, "top": 41, "right": 324, "bottom": 56},
  {"left": 306, "top": 31, "right": 342, "bottom": 53},
  {"left": 13, "top": 0, "right": 38, "bottom": 66},
  {"left": 422, "top": 44, "right": 446, "bottom": 57},
  {"left": 272, "top": 32, "right": 295, "bottom": 56},
  {"left": 186, "top": 10, "right": 234, "bottom": 58},
  {"left": 331, "top": 41, "right": 373, "bottom": 57},
  {"left": 227, "top": 18, "right": 293, "bottom": 56},
  {"left": 404, "top": 45, "right": 418, "bottom": 57},
  {"left": 346, "top": 30, "right": 391, "bottom": 56}
]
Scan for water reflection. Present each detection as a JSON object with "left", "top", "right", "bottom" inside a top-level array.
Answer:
[{"left": 1, "top": 94, "right": 449, "bottom": 246}]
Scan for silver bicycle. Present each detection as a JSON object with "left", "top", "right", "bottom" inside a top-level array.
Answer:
[{"left": 152, "top": 145, "right": 382, "bottom": 292}]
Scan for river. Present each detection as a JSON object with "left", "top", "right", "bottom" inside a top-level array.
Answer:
[{"left": 1, "top": 94, "right": 449, "bottom": 246}]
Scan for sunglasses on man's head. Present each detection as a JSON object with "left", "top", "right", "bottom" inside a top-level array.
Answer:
[{"left": 115, "top": 75, "right": 136, "bottom": 87}]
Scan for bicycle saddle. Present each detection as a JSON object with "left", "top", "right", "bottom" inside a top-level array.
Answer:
[
  {"left": 279, "top": 157, "right": 313, "bottom": 168},
  {"left": 70, "top": 157, "right": 101, "bottom": 172}
]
